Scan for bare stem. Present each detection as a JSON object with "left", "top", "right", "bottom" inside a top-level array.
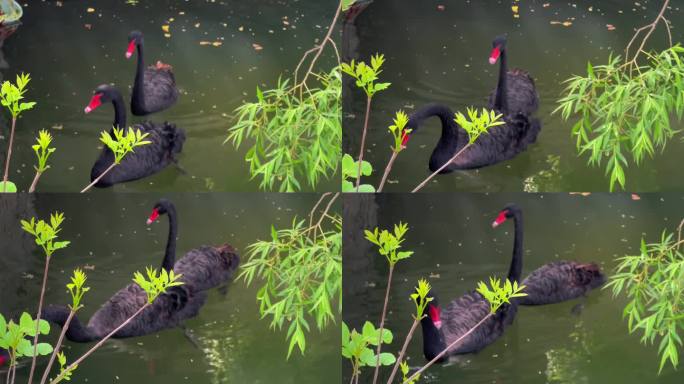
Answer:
[
  {"left": 27, "top": 256, "right": 52, "bottom": 384},
  {"left": 624, "top": 0, "right": 671, "bottom": 67},
  {"left": 39, "top": 310, "right": 76, "bottom": 384},
  {"left": 411, "top": 144, "right": 472, "bottom": 193},
  {"left": 80, "top": 162, "right": 117, "bottom": 193},
  {"left": 49, "top": 304, "right": 150, "bottom": 384},
  {"left": 355, "top": 96, "right": 373, "bottom": 191},
  {"left": 28, "top": 171, "right": 42, "bottom": 193},
  {"left": 371, "top": 265, "right": 394, "bottom": 384},
  {"left": 386, "top": 316, "right": 423, "bottom": 384},
  {"left": 377, "top": 151, "right": 399, "bottom": 193},
  {"left": 2, "top": 117, "right": 17, "bottom": 192},
  {"left": 402, "top": 313, "right": 493, "bottom": 384},
  {"left": 295, "top": 0, "right": 343, "bottom": 89}
]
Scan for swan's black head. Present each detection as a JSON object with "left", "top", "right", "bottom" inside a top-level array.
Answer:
[
  {"left": 126, "top": 30, "right": 144, "bottom": 59},
  {"left": 420, "top": 290, "right": 442, "bottom": 330},
  {"left": 491, "top": 203, "right": 520, "bottom": 228},
  {"left": 489, "top": 35, "right": 507, "bottom": 65},
  {"left": 84, "top": 84, "right": 119, "bottom": 114},
  {"left": 147, "top": 199, "right": 175, "bottom": 225}
]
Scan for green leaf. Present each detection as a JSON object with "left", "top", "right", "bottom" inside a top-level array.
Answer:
[{"left": 0, "top": 181, "right": 17, "bottom": 193}]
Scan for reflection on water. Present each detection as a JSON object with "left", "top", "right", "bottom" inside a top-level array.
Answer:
[
  {"left": 343, "top": 193, "right": 684, "bottom": 383},
  {"left": 0, "top": 193, "right": 339, "bottom": 383},
  {"left": 0, "top": 0, "right": 337, "bottom": 192},
  {"left": 343, "top": 0, "right": 684, "bottom": 191}
]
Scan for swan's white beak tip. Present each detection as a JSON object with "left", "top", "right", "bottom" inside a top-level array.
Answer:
[
  {"left": 488, "top": 58, "right": 497, "bottom": 65},
  {"left": 491, "top": 221, "right": 499, "bottom": 228},
  {"left": 146, "top": 219, "right": 153, "bottom": 225},
  {"left": 125, "top": 52, "right": 133, "bottom": 59},
  {"left": 434, "top": 321, "right": 442, "bottom": 330},
  {"left": 84, "top": 107, "right": 92, "bottom": 114}
]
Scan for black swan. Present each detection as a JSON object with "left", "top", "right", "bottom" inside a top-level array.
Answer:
[
  {"left": 84, "top": 84, "right": 185, "bottom": 188},
  {"left": 487, "top": 35, "right": 539, "bottom": 116},
  {"left": 420, "top": 204, "right": 523, "bottom": 361},
  {"left": 406, "top": 103, "right": 540, "bottom": 173},
  {"left": 42, "top": 199, "right": 239, "bottom": 342},
  {"left": 126, "top": 30, "right": 179, "bottom": 116},
  {"left": 517, "top": 261, "right": 605, "bottom": 305}
]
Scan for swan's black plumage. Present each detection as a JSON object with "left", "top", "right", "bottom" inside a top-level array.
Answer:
[
  {"left": 420, "top": 204, "right": 523, "bottom": 361},
  {"left": 127, "top": 31, "right": 179, "bottom": 116},
  {"left": 42, "top": 199, "right": 239, "bottom": 342},
  {"left": 85, "top": 84, "right": 185, "bottom": 188},
  {"left": 518, "top": 261, "right": 605, "bottom": 305},
  {"left": 407, "top": 104, "right": 540, "bottom": 173},
  {"left": 487, "top": 35, "right": 539, "bottom": 117}
]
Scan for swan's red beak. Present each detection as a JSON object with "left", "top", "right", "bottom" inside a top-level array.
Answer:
[
  {"left": 429, "top": 304, "right": 442, "bottom": 330},
  {"left": 492, "top": 210, "right": 508, "bottom": 228},
  {"left": 84, "top": 93, "right": 103, "bottom": 114},
  {"left": 489, "top": 46, "right": 501, "bottom": 65},
  {"left": 126, "top": 40, "right": 136, "bottom": 59},
  {"left": 147, "top": 208, "right": 160, "bottom": 225},
  {"left": 0, "top": 353, "right": 7, "bottom": 367},
  {"left": 401, "top": 130, "right": 410, "bottom": 148}
]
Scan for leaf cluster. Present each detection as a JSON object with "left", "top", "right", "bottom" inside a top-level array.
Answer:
[
  {"left": 33, "top": 130, "right": 56, "bottom": 173},
  {"left": 20, "top": 212, "right": 70, "bottom": 258},
  {"left": 342, "top": 321, "right": 395, "bottom": 371},
  {"left": 454, "top": 107, "right": 505, "bottom": 145},
  {"left": 226, "top": 67, "right": 341, "bottom": 192},
  {"left": 341, "top": 54, "right": 391, "bottom": 98},
  {"left": 410, "top": 279, "right": 433, "bottom": 319},
  {"left": 100, "top": 127, "right": 151, "bottom": 164},
  {"left": 341, "top": 153, "right": 374, "bottom": 192},
  {"left": 476, "top": 277, "right": 527, "bottom": 314},
  {"left": 0, "top": 313, "right": 53, "bottom": 361},
  {"left": 239, "top": 216, "right": 342, "bottom": 357},
  {"left": 388, "top": 110, "right": 410, "bottom": 153},
  {"left": 66, "top": 269, "right": 90, "bottom": 310},
  {"left": 556, "top": 46, "right": 684, "bottom": 191},
  {"left": 132, "top": 267, "right": 184, "bottom": 304},
  {"left": 0, "top": 73, "right": 36, "bottom": 118},
  {"left": 606, "top": 227, "right": 684, "bottom": 373},
  {"left": 364, "top": 222, "right": 413, "bottom": 266}
]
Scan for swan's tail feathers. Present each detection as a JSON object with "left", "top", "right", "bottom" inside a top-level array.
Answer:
[
  {"left": 42, "top": 305, "right": 99, "bottom": 343},
  {"left": 161, "top": 122, "right": 186, "bottom": 157},
  {"left": 152, "top": 61, "right": 174, "bottom": 71},
  {"left": 216, "top": 243, "right": 241, "bottom": 273}
]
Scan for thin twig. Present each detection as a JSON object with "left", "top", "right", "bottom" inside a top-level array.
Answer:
[
  {"left": 309, "top": 192, "right": 332, "bottom": 227},
  {"left": 371, "top": 265, "right": 394, "bottom": 384},
  {"left": 377, "top": 151, "right": 399, "bottom": 193},
  {"left": 412, "top": 144, "right": 472, "bottom": 193},
  {"left": 403, "top": 313, "right": 494, "bottom": 384},
  {"left": 355, "top": 96, "right": 373, "bottom": 191},
  {"left": 80, "top": 162, "right": 117, "bottom": 193},
  {"left": 386, "top": 316, "right": 424, "bottom": 384},
  {"left": 314, "top": 192, "right": 340, "bottom": 229},
  {"left": 28, "top": 171, "right": 42, "bottom": 193},
  {"left": 27, "top": 257, "right": 52, "bottom": 384},
  {"left": 1, "top": 117, "right": 17, "bottom": 192},
  {"left": 49, "top": 304, "right": 150, "bottom": 384},
  {"left": 39, "top": 310, "right": 76, "bottom": 384},
  {"left": 624, "top": 0, "right": 671, "bottom": 68}
]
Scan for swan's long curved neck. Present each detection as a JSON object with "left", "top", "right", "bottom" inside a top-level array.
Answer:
[
  {"left": 420, "top": 309, "right": 446, "bottom": 360},
  {"left": 507, "top": 210, "right": 523, "bottom": 283},
  {"left": 132, "top": 41, "right": 145, "bottom": 106},
  {"left": 162, "top": 205, "right": 178, "bottom": 272},
  {"left": 408, "top": 103, "right": 462, "bottom": 149},
  {"left": 42, "top": 306, "right": 99, "bottom": 342},
  {"left": 494, "top": 49, "right": 509, "bottom": 114},
  {"left": 111, "top": 90, "right": 127, "bottom": 131}
]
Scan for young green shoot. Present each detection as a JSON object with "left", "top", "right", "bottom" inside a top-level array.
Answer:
[
  {"left": 403, "top": 277, "right": 526, "bottom": 383},
  {"left": 80, "top": 127, "right": 151, "bottom": 193},
  {"left": 21, "top": 212, "right": 70, "bottom": 384},
  {"left": 412, "top": 108, "right": 504, "bottom": 192},
  {"left": 29, "top": 130, "right": 56, "bottom": 193},
  {"left": 1, "top": 72, "right": 36, "bottom": 193},
  {"left": 386, "top": 279, "right": 433, "bottom": 384},
  {"left": 341, "top": 53, "right": 391, "bottom": 191},
  {"left": 342, "top": 321, "right": 395, "bottom": 384},
  {"left": 0, "top": 313, "right": 53, "bottom": 384},
  {"left": 377, "top": 110, "right": 411, "bottom": 192},
  {"left": 342, "top": 153, "right": 374, "bottom": 192},
  {"left": 40, "top": 269, "right": 90, "bottom": 384},
  {"left": 49, "top": 268, "right": 183, "bottom": 384},
  {"left": 364, "top": 222, "right": 413, "bottom": 384}
]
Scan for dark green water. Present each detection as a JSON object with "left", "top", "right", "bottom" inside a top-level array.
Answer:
[
  {"left": 343, "top": 0, "right": 684, "bottom": 192},
  {"left": 0, "top": 193, "right": 339, "bottom": 383},
  {"left": 343, "top": 193, "right": 684, "bottom": 383},
  {"left": 0, "top": 0, "right": 337, "bottom": 192}
]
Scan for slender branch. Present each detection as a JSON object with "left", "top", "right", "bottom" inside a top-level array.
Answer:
[
  {"left": 371, "top": 265, "right": 394, "bottom": 384},
  {"left": 403, "top": 313, "right": 494, "bottom": 384},
  {"left": 49, "top": 304, "right": 150, "bottom": 384},
  {"left": 9, "top": 361, "right": 15, "bottom": 384},
  {"left": 27, "top": 257, "right": 52, "bottom": 384},
  {"left": 28, "top": 171, "right": 42, "bottom": 193},
  {"left": 39, "top": 310, "right": 76, "bottom": 384},
  {"left": 314, "top": 192, "right": 340, "bottom": 229},
  {"left": 412, "top": 144, "right": 472, "bottom": 193},
  {"left": 377, "top": 151, "right": 399, "bottom": 193},
  {"left": 624, "top": 0, "right": 671, "bottom": 68},
  {"left": 80, "top": 162, "right": 117, "bottom": 193},
  {"left": 355, "top": 96, "right": 373, "bottom": 191},
  {"left": 386, "top": 316, "right": 424, "bottom": 384},
  {"left": 2, "top": 117, "right": 17, "bottom": 191},
  {"left": 309, "top": 192, "right": 332, "bottom": 227}
]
